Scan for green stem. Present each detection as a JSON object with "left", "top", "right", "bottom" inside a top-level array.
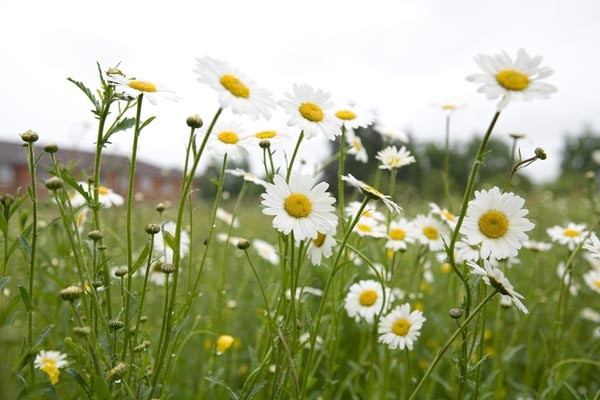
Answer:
[
  {"left": 443, "top": 114, "right": 452, "bottom": 208},
  {"left": 26, "top": 142, "right": 38, "bottom": 383},
  {"left": 213, "top": 155, "right": 229, "bottom": 337},
  {"left": 338, "top": 126, "right": 347, "bottom": 223},
  {"left": 286, "top": 131, "right": 304, "bottom": 183}
]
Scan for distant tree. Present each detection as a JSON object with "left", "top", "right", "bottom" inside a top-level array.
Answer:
[{"left": 559, "top": 126, "right": 600, "bottom": 174}]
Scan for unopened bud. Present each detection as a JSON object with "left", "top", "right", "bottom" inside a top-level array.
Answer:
[
  {"left": 509, "top": 132, "right": 526, "bottom": 140},
  {"left": 236, "top": 239, "right": 250, "bottom": 250},
  {"left": 155, "top": 202, "right": 165, "bottom": 213},
  {"left": 20, "top": 130, "right": 39, "bottom": 143},
  {"left": 74, "top": 326, "right": 91, "bottom": 336},
  {"left": 43, "top": 143, "right": 59, "bottom": 153},
  {"left": 88, "top": 230, "right": 104, "bottom": 241},
  {"left": 44, "top": 177, "right": 63, "bottom": 191},
  {"left": 59, "top": 286, "right": 84, "bottom": 301},
  {"left": 449, "top": 308, "right": 464, "bottom": 319},
  {"left": 186, "top": 114, "right": 204, "bottom": 129},
  {"left": 109, "top": 320, "right": 124, "bottom": 331},
  {"left": 107, "top": 362, "right": 128, "bottom": 382},
  {"left": 258, "top": 139, "right": 271, "bottom": 149},
  {"left": 161, "top": 263, "right": 176, "bottom": 274},
  {"left": 144, "top": 223, "right": 160, "bottom": 235},
  {"left": 534, "top": 147, "right": 547, "bottom": 160},
  {"left": 113, "top": 266, "right": 128, "bottom": 278}
]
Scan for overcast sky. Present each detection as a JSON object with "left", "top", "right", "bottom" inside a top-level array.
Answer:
[{"left": 2, "top": 0, "right": 599, "bottom": 182}]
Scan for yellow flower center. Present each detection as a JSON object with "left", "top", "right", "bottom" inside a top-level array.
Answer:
[
  {"left": 256, "top": 130, "right": 277, "bottom": 139},
  {"left": 441, "top": 263, "right": 452, "bottom": 273},
  {"left": 39, "top": 359, "right": 60, "bottom": 385},
  {"left": 364, "top": 184, "right": 384, "bottom": 197},
  {"left": 496, "top": 69, "right": 530, "bottom": 91},
  {"left": 389, "top": 228, "right": 406, "bottom": 240},
  {"left": 478, "top": 210, "right": 509, "bottom": 239},
  {"left": 441, "top": 104, "right": 458, "bottom": 111},
  {"left": 353, "top": 138, "right": 362, "bottom": 150},
  {"left": 392, "top": 318, "right": 411, "bottom": 336},
  {"left": 563, "top": 229, "right": 581, "bottom": 238},
  {"left": 336, "top": 110, "right": 356, "bottom": 120},
  {"left": 98, "top": 186, "right": 109, "bottom": 195},
  {"left": 362, "top": 210, "right": 373, "bottom": 217},
  {"left": 299, "top": 102, "right": 324, "bottom": 122},
  {"left": 220, "top": 74, "right": 250, "bottom": 98},
  {"left": 216, "top": 335, "right": 235, "bottom": 354},
  {"left": 357, "top": 224, "right": 372, "bottom": 233},
  {"left": 442, "top": 210, "right": 455, "bottom": 221},
  {"left": 312, "top": 232, "right": 327, "bottom": 247},
  {"left": 128, "top": 80, "right": 157, "bottom": 93},
  {"left": 284, "top": 194, "right": 312, "bottom": 218},
  {"left": 594, "top": 280, "right": 600, "bottom": 289},
  {"left": 358, "top": 289, "right": 378, "bottom": 306},
  {"left": 423, "top": 226, "right": 439, "bottom": 240},
  {"left": 218, "top": 131, "right": 239, "bottom": 144},
  {"left": 77, "top": 212, "right": 85, "bottom": 227}
]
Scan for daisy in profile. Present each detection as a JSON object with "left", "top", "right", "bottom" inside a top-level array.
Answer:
[
  {"left": 106, "top": 74, "right": 179, "bottom": 105},
  {"left": 334, "top": 104, "right": 375, "bottom": 130},
  {"left": 429, "top": 202, "right": 457, "bottom": 228},
  {"left": 261, "top": 174, "right": 337, "bottom": 240},
  {"left": 35, "top": 350, "right": 69, "bottom": 385},
  {"left": 345, "top": 201, "right": 386, "bottom": 222},
  {"left": 279, "top": 83, "right": 341, "bottom": 140},
  {"left": 69, "top": 182, "right": 124, "bottom": 209},
  {"left": 344, "top": 280, "right": 394, "bottom": 324},
  {"left": 247, "top": 126, "right": 294, "bottom": 148},
  {"left": 433, "top": 103, "right": 464, "bottom": 116},
  {"left": 216, "top": 207, "right": 239, "bottom": 228},
  {"left": 461, "top": 187, "right": 534, "bottom": 260},
  {"left": 386, "top": 218, "right": 417, "bottom": 251},
  {"left": 547, "top": 223, "right": 588, "bottom": 251},
  {"left": 153, "top": 221, "right": 190, "bottom": 263},
  {"left": 522, "top": 240, "right": 553, "bottom": 252},
  {"left": 467, "top": 260, "right": 528, "bottom": 313},
  {"left": 225, "top": 168, "right": 268, "bottom": 188},
  {"left": 346, "top": 130, "right": 368, "bottom": 163},
  {"left": 285, "top": 286, "right": 324, "bottom": 302},
  {"left": 584, "top": 233, "right": 600, "bottom": 259},
  {"left": 194, "top": 56, "right": 276, "bottom": 120},
  {"left": 206, "top": 121, "right": 249, "bottom": 160},
  {"left": 374, "top": 123, "right": 410, "bottom": 143},
  {"left": 307, "top": 230, "right": 336, "bottom": 266},
  {"left": 253, "top": 239, "right": 279, "bottom": 265},
  {"left": 376, "top": 146, "right": 416, "bottom": 170},
  {"left": 342, "top": 174, "right": 402, "bottom": 213},
  {"left": 378, "top": 303, "right": 426, "bottom": 350},
  {"left": 583, "top": 270, "right": 600, "bottom": 294},
  {"left": 466, "top": 48, "right": 556, "bottom": 110},
  {"left": 216, "top": 233, "right": 244, "bottom": 247},
  {"left": 413, "top": 214, "right": 449, "bottom": 252}
]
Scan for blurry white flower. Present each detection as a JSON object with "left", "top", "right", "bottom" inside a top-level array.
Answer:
[
  {"left": 376, "top": 146, "right": 416, "bottom": 170},
  {"left": 467, "top": 260, "right": 528, "bottom": 313},
  {"left": 547, "top": 223, "right": 587, "bottom": 251},
  {"left": 253, "top": 239, "right": 279, "bottom": 265}
]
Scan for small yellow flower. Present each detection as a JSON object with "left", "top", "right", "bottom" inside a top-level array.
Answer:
[{"left": 216, "top": 335, "right": 235, "bottom": 355}]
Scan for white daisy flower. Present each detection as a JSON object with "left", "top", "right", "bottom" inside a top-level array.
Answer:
[
  {"left": 522, "top": 240, "right": 553, "bottom": 252},
  {"left": 413, "top": 214, "right": 450, "bottom": 252},
  {"left": 433, "top": 103, "right": 464, "bottom": 116},
  {"left": 346, "top": 130, "right": 368, "bottom": 163},
  {"left": 307, "top": 231, "right": 336, "bottom": 266},
  {"left": 467, "top": 260, "right": 528, "bottom": 314},
  {"left": 35, "top": 350, "right": 69, "bottom": 385},
  {"left": 584, "top": 233, "right": 600, "bottom": 259},
  {"left": 216, "top": 207, "right": 239, "bottom": 228},
  {"left": 354, "top": 216, "right": 386, "bottom": 238},
  {"left": 547, "top": 223, "right": 587, "bottom": 251},
  {"left": 253, "top": 239, "right": 279, "bottom": 265},
  {"left": 217, "top": 233, "right": 244, "bottom": 247},
  {"left": 279, "top": 83, "right": 341, "bottom": 140},
  {"left": 248, "top": 126, "right": 295, "bottom": 147},
  {"left": 299, "top": 332, "right": 324, "bottom": 349},
  {"left": 106, "top": 74, "right": 179, "bottom": 105},
  {"left": 455, "top": 240, "right": 481, "bottom": 263},
  {"left": 140, "top": 261, "right": 167, "bottom": 286},
  {"left": 376, "top": 146, "right": 416, "bottom": 170},
  {"left": 345, "top": 201, "right": 386, "bottom": 222},
  {"left": 429, "top": 202, "right": 457, "bottom": 228},
  {"left": 367, "top": 263, "right": 392, "bottom": 282},
  {"left": 557, "top": 262, "right": 579, "bottom": 296},
  {"left": 334, "top": 104, "right": 375, "bottom": 130},
  {"left": 153, "top": 221, "right": 190, "bottom": 263},
  {"left": 344, "top": 280, "right": 394, "bottom": 324},
  {"left": 341, "top": 174, "right": 402, "bottom": 213},
  {"left": 75, "top": 209, "right": 88, "bottom": 234},
  {"left": 461, "top": 187, "right": 534, "bottom": 260},
  {"left": 225, "top": 168, "right": 268, "bottom": 188},
  {"left": 466, "top": 48, "right": 556, "bottom": 110},
  {"left": 285, "top": 286, "right": 324, "bottom": 302},
  {"left": 374, "top": 123, "right": 410, "bottom": 143},
  {"left": 378, "top": 303, "right": 426, "bottom": 351},
  {"left": 580, "top": 308, "right": 600, "bottom": 323},
  {"left": 206, "top": 121, "right": 250, "bottom": 161},
  {"left": 583, "top": 269, "right": 600, "bottom": 294},
  {"left": 69, "top": 182, "right": 124, "bottom": 209},
  {"left": 261, "top": 174, "right": 337, "bottom": 240},
  {"left": 386, "top": 218, "right": 417, "bottom": 251},
  {"left": 194, "top": 56, "right": 276, "bottom": 120}
]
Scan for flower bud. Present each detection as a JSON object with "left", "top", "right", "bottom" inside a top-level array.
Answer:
[
  {"left": 59, "top": 286, "right": 84, "bottom": 301},
  {"left": 144, "top": 223, "right": 161, "bottom": 235},
  {"left": 258, "top": 139, "right": 271, "bottom": 149},
  {"left": 44, "top": 177, "right": 63, "bottom": 191},
  {"left": 88, "top": 230, "right": 104, "bottom": 241},
  {"left": 43, "top": 143, "right": 59, "bottom": 154},
  {"left": 534, "top": 147, "right": 547, "bottom": 160},
  {"left": 74, "top": 326, "right": 91, "bottom": 336},
  {"left": 113, "top": 266, "right": 128, "bottom": 278},
  {"left": 236, "top": 239, "right": 250, "bottom": 250},
  {"left": 186, "top": 114, "right": 204, "bottom": 129},
  {"left": 155, "top": 202, "right": 165, "bottom": 213},
  {"left": 161, "top": 263, "right": 176, "bottom": 274},
  {"left": 20, "top": 130, "right": 39, "bottom": 143},
  {"left": 107, "top": 362, "right": 128, "bottom": 382},
  {"left": 109, "top": 320, "right": 124, "bottom": 331},
  {"left": 509, "top": 132, "right": 526, "bottom": 140},
  {"left": 449, "top": 307, "right": 464, "bottom": 319}
]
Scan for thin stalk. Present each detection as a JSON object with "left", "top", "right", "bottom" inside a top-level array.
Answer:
[
  {"left": 286, "top": 131, "right": 304, "bottom": 183},
  {"left": 338, "top": 126, "right": 347, "bottom": 223},
  {"left": 25, "top": 142, "right": 38, "bottom": 383},
  {"left": 213, "top": 155, "right": 229, "bottom": 337},
  {"left": 131, "top": 234, "right": 155, "bottom": 369},
  {"left": 243, "top": 250, "right": 274, "bottom": 342},
  {"left": 443, "top": 114, "right": 452, "bottom": 208}
]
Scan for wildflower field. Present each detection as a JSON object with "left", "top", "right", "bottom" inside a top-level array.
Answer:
[{"left": 1, "top": 50, "right": 600, "bottom": 400}]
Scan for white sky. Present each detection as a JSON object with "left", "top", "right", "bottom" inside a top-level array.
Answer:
[{"left": 1, "top": 0, "right": 599, "bottom": 182}]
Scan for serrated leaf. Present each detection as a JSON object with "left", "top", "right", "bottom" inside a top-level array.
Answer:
[
  {"left": 17, "top": 382, "right": 56, "bottom": 400},
  {"left": 18, "top": 286, "right": 33, "bottom": 311},
  {"left": 204, "top": 376, "right": 238, "bottom": 400},
  {"left": 0, "top": 276, "right": 10, "bottom": 290},
  {"left": 105, "top": 117, "right": 136, "bottom": 138},
  {"left": 67, "top": 78, "right": 100, "bottom": 112}
]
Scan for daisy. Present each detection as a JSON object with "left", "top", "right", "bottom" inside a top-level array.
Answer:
[
  {"left": 547, "top": 223, "right": 587, "bottom": 251},
  {"left": 374, "top": 123, "right": 410, "bottom": 143},
  {"left": 466, "top": 48, "right": 556, "bottom": 110},
  {"left": 253, "top": 239, "right": 279, "bottom": 265},
  {"left": 217, "top": 233, "right": 244, "bottom": 247},
  {"left": 225, "top": 168, "right": 268, "bottom": 188},
  {"left": 206, "top": 121, "right": 250, "bottom": 161},
  {"left": 433, "top": 103, "right": 464, "bottom": 116},
  {"left": 346, "top": 130, "right": 368, "bottom": 163},
  {"left": 461, "top": 187, "right": 534, "bottom": 260},
  {"left": 153, "top": 221, "right": 190, "bottom": 263},
  {"left": 106, "top": 74, "right": 178, "bottom": 105},
  {"left": 467, "top": 260, "right": 528, "bottom": 313},
  {"left": 285, "top": 286, "right": 324, "bottom": 302},
  {"left": 69, "top": 182, "right": 124, "bottom": 209},
  {"left": 341, "top": 174, "right": 402, "bottom": 213},
  {"left": 216, "top": 207, "right": 239, "bottom": 228},
  {"left": 345, "top": 201, "right": 386, "bottom": 222},
  {"left": 194, "top": 56, "right": 276, "bottom": 120},
  {"left": 144, "top": 262, "right": 167, "bottom": 286},
  {"left": 455, "top": 240, "right": 481, "bottom": 263},
  {"left": 413, "top": 214, "right": 450, "bottom": 252},
  {"left": 386, "top": 218, "right": 417, "bottom": 251},
  {"left": 279, "top": 83, "right": 341, "bottom": 140},
  {"left": 584, "top": 233, "right": 600, "bottom": 259},
  {"left": 334, "top": 104, "right": 375, "bottom": 130},
  {"left": 522, "top": 240, "right": 553, "bottom": 252},
  {"left": 344, "top": 280, "right": 394, "bottom": 324},
  {"left": 376, "top": 146, "right": 416, "bottom": 170},
  {"left": 353, "top": 216, "right": 386, "bottom": 238},
  {"left": 367, "top": 263, "right": 392, "bottom": 282},
  {"left": 247, "top": 126, "right": 294, "bottom": 147},
  {"left": 429, "top": 202, "right": 457, "bottom": 228},
  {"left": 261, "top": 174, "right": 337, "bottom": 240},
  {"left": 35, "top": 350, "right": 69, "bottom": 385},
  {"left": 378, "top": 303, "right": 426, "bottom": 351},
  {"left": 307, "top": 231, "right": 336, "bottom": 266},
  {"left": 583, "top": 270, "right": 600, "bottom": 294}
]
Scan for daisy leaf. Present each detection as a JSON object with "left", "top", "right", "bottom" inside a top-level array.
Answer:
[{"left": 67, "top": 77, "right": 101, "bottom": 113}]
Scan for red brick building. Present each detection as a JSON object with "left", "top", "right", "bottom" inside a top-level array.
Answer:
[{"left": 0, "top": 140, "right": 183, "bottom": 201}]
